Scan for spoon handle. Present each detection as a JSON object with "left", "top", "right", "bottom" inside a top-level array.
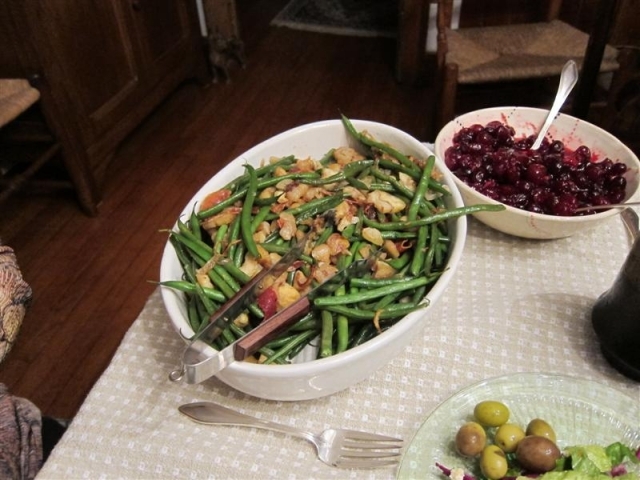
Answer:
[
  {"left": 531, "top": 60, "right": 579, "bottom": 150},
  {"left": 575, "top": 202, "right": 640, "bottom": 212},
  {"left": 621, "top": 208, "right": 639, "bottom": 242}
]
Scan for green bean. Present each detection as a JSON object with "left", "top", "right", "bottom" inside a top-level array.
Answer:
[
  {"left": 343, "top": 159, "right": 374, "bottom": 177},
  {"left": 213, "top": 265, "right": 241, "bottom": 291},
  {"left": 157, "top": 280, "right": 227, "bottom": 303},
  {"left": 341, "top": 114, "right": 420, "bottom": 174},
  {"left": 385, "top": 252, "right": 412, "bottom": 270},
  {"left": 171, "top": 230, "right": 211, "bottom": 263},
  {"left": 264, "top": 332, "right": 304, "bottom": 350},
  {"left": 411, "top": 285, "right": 427, "bottom": 306},
  {"left": 319, "top": 309, "right": 334, "bottom": 358},
  {"left": 372, "top": 292, "right": 403, "bottom": 311},
  {"left": 322, "top": 302, "right": 427, "bottom": 321},
  {"left": 302, "top": 172, "right": 345, "bottom": 186},
  {"left": 257, "top": 172, "right": 320, "bottom": 189},
  {"left": 288, "top": 312, "right": 321, "bottom": 331},
  {"left": 232, "top": 241, "right": 245, "bottom": 268},
  {"left": 350, "top": 277, "right": 413, "bottom": 288},
  {"left": 187, "top": 294, "right": 201, "bottom": 332},
  {"left": 207, "top": 267, "right": 236, "bottom": 299},
  {"left": 314, "top": 276, "right": 430, "bottom": 307},
  {"left": 197, "top": 188, "right": 247, "bottom": 220},
  {"left": 213, "top": 224, "right": 228, "bottom": 255},
  {"left": 363, "top": 204, "right": 505, "bottom": 231},
  {"left": 283, "top": 194, "right": 345, "bottom": 220},
  {"left": 222, "top": 155, "right": 295, "bottom": 192},
  {"left": 169, "top": 237, "right": 217, "bottom": 314},
  {"left": 371, "top": 167, "right": 414, "bottom": 199},
  {"left": 257, "top": 348, "right": 287, "bottom": 365},
  {"left": 197, "top": 171, "right": 319, "bottom": 220},
  {"left": 379, "top": 231, "right": 417, "bottom": 239},
  {"left": 434, "top": 240, "right": 447, "bottom": 267},
  {"left": 350, "top": 323, "right": 377, "bottom": 348},
  {"left": 227, "top": 215, "right": 241, "bottom": 259},
  {"left": 346, "top": 176, "right": 370, "bottom": 191},
  {"left": 334, "top": 254, "right": 352, "bottom": 353},
  {"left": 314, "top": 222, "right": 334, "bottom": 246},
  {"left": 189, "top": 208, "right": 202, "bottom": 241},
  {"left": 423, "top": 223, "right": 440, "bottom": 275},
  {"left": 319, "top": 148, "right": 336, "bottom": 166},
  {"left": 263, "top": 330, "right": 318, "bottom": 365},
  {"left": 219, "top": 260, "right": 251, "bottom": 284},
  {"left": 368, "top": 182, "right": 395, "bottom": 192},
  {"left": 335, "top": 314, "right": 349, "bottom": 354},
  {"left": 259, "top": 243, "right": 314, "bottom": 264},
  {"left": 254, "top": 194, "right": 281, "bottom": 206},
  {"left": 377, "top": 159, "right": 420, "bottom": 180},
  {"left": 240, "top": 164, "right": 260, "bottom": 258},
  {"left": 251, "top": 206, "right": 272, "bottom": 232},
  {"left": 408, "top": 155, "right": 435, "bottom": 221},
  {"left": 409, "top": 225, "right": 429, "bottom": 277},
  {"left": 341, "top": 223, "right": 356, "bottom": 240}
]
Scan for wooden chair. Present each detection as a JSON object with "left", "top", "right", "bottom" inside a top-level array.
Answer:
[
  {"left": 0, "top": 77, "right": 96, "bottom": 212},
  {"left": 429, "top": 0, "right": 620, "bottom": 136}
]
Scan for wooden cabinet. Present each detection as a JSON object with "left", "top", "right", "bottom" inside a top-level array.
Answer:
[{"left": 0, "top": 0, "right": 209, "bottom": 214}]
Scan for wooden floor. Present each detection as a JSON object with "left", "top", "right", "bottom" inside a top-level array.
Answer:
[{"left": 0, "top": 0, "right": 435, "bottom": 419}]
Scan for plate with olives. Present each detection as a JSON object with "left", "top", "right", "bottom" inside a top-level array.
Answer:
[{"left": 396, "top": 373, "right": 640, "bottom": 479}]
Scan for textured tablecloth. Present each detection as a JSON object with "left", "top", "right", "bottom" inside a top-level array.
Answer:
[{"left": 37, "top": 216, "right": 640, "bottom": 480}]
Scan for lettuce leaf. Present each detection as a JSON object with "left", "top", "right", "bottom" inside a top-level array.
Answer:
[{"left": 564, "top": 445, "right": 612, "bottom": 474}]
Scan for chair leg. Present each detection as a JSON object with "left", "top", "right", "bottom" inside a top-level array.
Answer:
[
  {"left": 0, "top": 143, "right": 61, "bottom": 205},
  {"left": 435, "top": 62, "right": 459, "bottom": 135}
]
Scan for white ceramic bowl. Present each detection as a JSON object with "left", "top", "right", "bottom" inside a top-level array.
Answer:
[
  {"left": 434, "top": 106, "right": 640, "bottom": 239},
  {"left": 160, "top": 119, "right": 467, "bottom": 401}
]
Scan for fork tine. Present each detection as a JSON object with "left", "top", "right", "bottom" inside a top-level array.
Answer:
[
  {"left": 334, "top": 457, "right": 400, "bottom": 469},
  {"left": 342, "top": 438, "right": 404, "bottom": 449},
  {"left": 342, "top": 430, "right": 403, "bottom": 442},
  {"left": 339, "top": 449, "right": 402, "bottom": 459}
]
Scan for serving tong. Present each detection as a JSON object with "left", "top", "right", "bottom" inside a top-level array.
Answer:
[{"left": 169, "top": 231, "right": 377, "bottom": 384}]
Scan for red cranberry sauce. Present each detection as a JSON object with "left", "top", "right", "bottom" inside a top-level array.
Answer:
[{"left": 444, "top": 121, "right": 628, "bottom": 216}]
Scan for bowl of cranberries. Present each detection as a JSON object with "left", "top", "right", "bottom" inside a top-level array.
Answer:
[{"left": 435, "top": 106, "right": 640, "bottom": 239}]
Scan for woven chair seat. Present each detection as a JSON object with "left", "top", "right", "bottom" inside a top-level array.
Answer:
[
  {"left": 0, "top": 80, "right": 40, "bottom": 128},
  {"left": 448, "top": 19, "right": 619, "bottom": 84}
]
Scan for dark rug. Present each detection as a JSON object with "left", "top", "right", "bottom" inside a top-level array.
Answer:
[{"left": 271, "top": 0, "right": 398, "bottom": 38}]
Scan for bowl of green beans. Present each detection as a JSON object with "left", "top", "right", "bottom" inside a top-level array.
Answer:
[{"left": 160, "top": 116, "right": 490, "bottom": 401}]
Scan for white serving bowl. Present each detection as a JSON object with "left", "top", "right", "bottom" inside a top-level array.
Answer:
[
  {"left": 160, "top": 119, "right": 467, "bottom": 401},
  {"left": 434, "top": 106, "right": 640, "bottom": 239}
]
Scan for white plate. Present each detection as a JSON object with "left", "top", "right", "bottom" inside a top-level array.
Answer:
[{"left": 397, "top": 373, "right": 640, "bottom": 479}]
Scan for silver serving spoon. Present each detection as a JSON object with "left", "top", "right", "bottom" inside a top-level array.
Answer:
[
  {"left": 575, "top": 202, "right": 640, "bottom": 212},
  {"left": 531, "top": 60, "right": 579, "bottom": 150}
]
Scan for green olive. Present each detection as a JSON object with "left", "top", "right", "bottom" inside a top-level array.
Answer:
[
  {"left": 455, "top": 421, "right": 486, "bottom": 456},
  {"left": 480, "top": 445, "right": 508, "bottom": 480},
  {"left": 516, "top": 435, "right": 562, "bottom": 473},
  {"left": 494, "top": 423, "right": 526, "bottom": 453},
  {"left": 526, "top": 418, "right": 557, "bottom": 444},
  {"left": 473, "top": 400, "right": 510, "bottom": 427}
]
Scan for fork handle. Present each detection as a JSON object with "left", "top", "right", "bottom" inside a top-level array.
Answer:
[{"left": 179, "top": 401, "right": 314, "bottom": 441}]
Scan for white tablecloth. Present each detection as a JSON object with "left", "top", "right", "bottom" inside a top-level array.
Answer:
[{"left": 37, "top": 216, "right": 640, "bottom": 480}]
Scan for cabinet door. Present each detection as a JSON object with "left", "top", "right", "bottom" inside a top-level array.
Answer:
[
  {"left": 129, "top": 0, "right": 203, "bottom": 86},
  {"left": 23, "top": 0, "right": 143, "bottom": 145}
]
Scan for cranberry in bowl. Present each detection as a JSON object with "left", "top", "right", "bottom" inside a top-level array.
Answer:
[{"left": 434, "top": 106, "right": 640, "bottom": 239}]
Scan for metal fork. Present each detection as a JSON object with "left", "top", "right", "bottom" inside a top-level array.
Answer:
[{"left": 179, "top": 401, "right": 404, "bottom": 469}]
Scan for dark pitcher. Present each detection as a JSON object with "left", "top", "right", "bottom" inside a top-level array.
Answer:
[{"left": 592, "top": 234, "right": 640, "bottom": 381}]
